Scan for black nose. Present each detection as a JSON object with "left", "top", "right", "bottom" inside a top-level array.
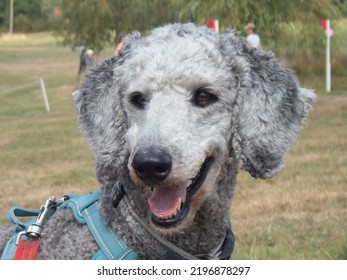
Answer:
[{"left": 132, "top": 148, "right": 172, "bottom": 184}]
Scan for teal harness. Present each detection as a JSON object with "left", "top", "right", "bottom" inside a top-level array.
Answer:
[
  {"left": 0, "top": 189, "right": 141, "bottom": 260},
  {"left": 1, "top": 183, "right": 234, "bottom": 260}
]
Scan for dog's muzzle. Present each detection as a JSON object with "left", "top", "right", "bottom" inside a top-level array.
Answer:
[{"left": 148, "top": 157, "right": 214, "bottom": 227}]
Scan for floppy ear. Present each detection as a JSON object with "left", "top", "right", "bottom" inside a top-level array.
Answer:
[
  {"left": 72, "top": 32, "right": 142, "bottom": 185},
  {"left": 72, "top": 57, "right": 126, "bottom": 185},
  {"left": 221, "top": 31, "right": 316, "bottom": 179}
]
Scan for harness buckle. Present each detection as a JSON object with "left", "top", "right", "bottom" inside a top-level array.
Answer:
[
  {"left": 16, "top": 196, "right": 67, "bottom": 245},
  {"left": 111, "top": 182, "right": 125, "bottom": 208}
]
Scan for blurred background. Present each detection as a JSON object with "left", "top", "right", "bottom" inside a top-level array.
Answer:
[{"left": 0, "top": 0, "right": 346, "bottom": 259}]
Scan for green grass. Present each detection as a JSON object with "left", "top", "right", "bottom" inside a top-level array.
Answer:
[
  {"left": 0, "top": 33, "right": 346, "bottom": 259},
  {"left": 0, "top": 33, "right": 101, "bottom": 220}
]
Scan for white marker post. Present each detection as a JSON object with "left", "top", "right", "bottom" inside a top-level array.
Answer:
[
  {"left": 215, "top": 19, "right": 219, "bottom": 33},
  {"left": 326, "top": 19, "right": 331, "bottom": 93},
  {"left": 321, "top": 19, "right": 333, "bottom": 93},
  {"left": 39, "top": 78, "right": 50, "bottom": 112}
]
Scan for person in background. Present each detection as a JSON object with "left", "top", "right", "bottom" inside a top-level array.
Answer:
[
  {"left": 245, "top": 22, "right": 262, "bottom": 50},
  {"left": 85, "top": 49, "right": 95, "bottom": 68},
  {"left": 77, "top": 48, "right": 96, "bottom": 85}
]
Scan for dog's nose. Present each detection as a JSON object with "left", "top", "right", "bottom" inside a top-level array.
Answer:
[{"left": 132, "top": 148, "right": 172, "bottom": 183}]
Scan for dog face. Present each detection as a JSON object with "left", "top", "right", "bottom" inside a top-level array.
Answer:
[
  {"left": 73, "top": 23, "right": 315, "bottom": 235},
  {"left": 120, "top": 35, "right": 237, "bottom": 231}
]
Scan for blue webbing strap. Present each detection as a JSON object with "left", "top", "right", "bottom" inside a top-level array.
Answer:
[
  {"left": 6, "top": 208, "right": 40, "bottom": 231},
  {"left": 83, "top": 201, "right": 140, "bottom": 260},
  {"left": 58, "top": 190, "right": 101, "bottom": 224},
  {"left": 0, "top": 233, "right": 18, "bottom": 260}
]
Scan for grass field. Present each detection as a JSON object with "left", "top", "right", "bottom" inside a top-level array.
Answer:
[{"left": 0, "top": 33, "right": 346, "bottom": 260}]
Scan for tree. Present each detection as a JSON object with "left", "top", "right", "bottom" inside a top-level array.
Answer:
[
  {"left": 55, "top": 0, "right": 114, "bottom": 54},
  {"left": 0, "top": 0, "right": 52, "bottom": 33},
  {"left": 55, "top": 0, "right": 203, "bottom": 53},
  {"left": 0, "top": 1, "right": 8, "bottom": 32},
  {"left": 54, "top": 0, "right": 345, "bottom": 54}
]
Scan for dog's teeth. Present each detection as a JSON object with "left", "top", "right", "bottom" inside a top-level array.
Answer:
[{"left": 177, "top": 198, "right": 182, "bottom": 211}]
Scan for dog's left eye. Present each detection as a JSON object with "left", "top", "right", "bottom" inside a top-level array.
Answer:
[
  {"left": 130, "top": 93, "right": 147, "bottom": 109},
  {"left": 193, "top": 89, "right": 217, "bottom": 107}
]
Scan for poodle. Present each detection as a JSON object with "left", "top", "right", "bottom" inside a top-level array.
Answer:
[{"left": 0, "top": 23, "right": 315, "bottom": 259}]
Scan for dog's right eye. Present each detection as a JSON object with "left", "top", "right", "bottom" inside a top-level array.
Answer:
[
  {"left": 130, "top": 93, "right": 147, "bottom": 109},
  {"left": 193, "top": 89, "right": 218, "bottom": 107}
]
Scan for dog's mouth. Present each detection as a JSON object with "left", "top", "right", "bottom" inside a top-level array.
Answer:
[{"left": 148, "top": 157, "right": 213, "bottom": 227}]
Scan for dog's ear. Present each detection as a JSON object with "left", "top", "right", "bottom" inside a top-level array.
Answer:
[
  {"left": 72, "top": 32, "right": 142, "bottom": 185},
  {"left": 221, "top": 31, "right": 316, "bottom": 179},
  {"left": 72, "top": 57, "right": 126, "bottom": 184}
]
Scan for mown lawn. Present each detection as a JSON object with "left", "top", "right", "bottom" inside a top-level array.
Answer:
[{"left": 0, "top": 33, "right": 346, "bottom": 259}]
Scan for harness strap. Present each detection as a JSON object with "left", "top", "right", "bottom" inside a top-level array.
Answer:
[
  {"left": 83, "top": 201, "right": 140, "bottom": 260},
  {"left": 7, "top": 208, "right": 40, "bottom": 231},
  {"left": 58, "top": 190, "right": 140, "bottom": 260},
  {"left": 59, "top": 190, "right": 101, "bottom": 224},
  {"left": 218, "top": 226, "right": 235, "bottom": 260}
]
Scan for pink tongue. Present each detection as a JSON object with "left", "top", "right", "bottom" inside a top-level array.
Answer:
[{"left": 148, "top": 184, "right": 187, "bottom": 219}]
